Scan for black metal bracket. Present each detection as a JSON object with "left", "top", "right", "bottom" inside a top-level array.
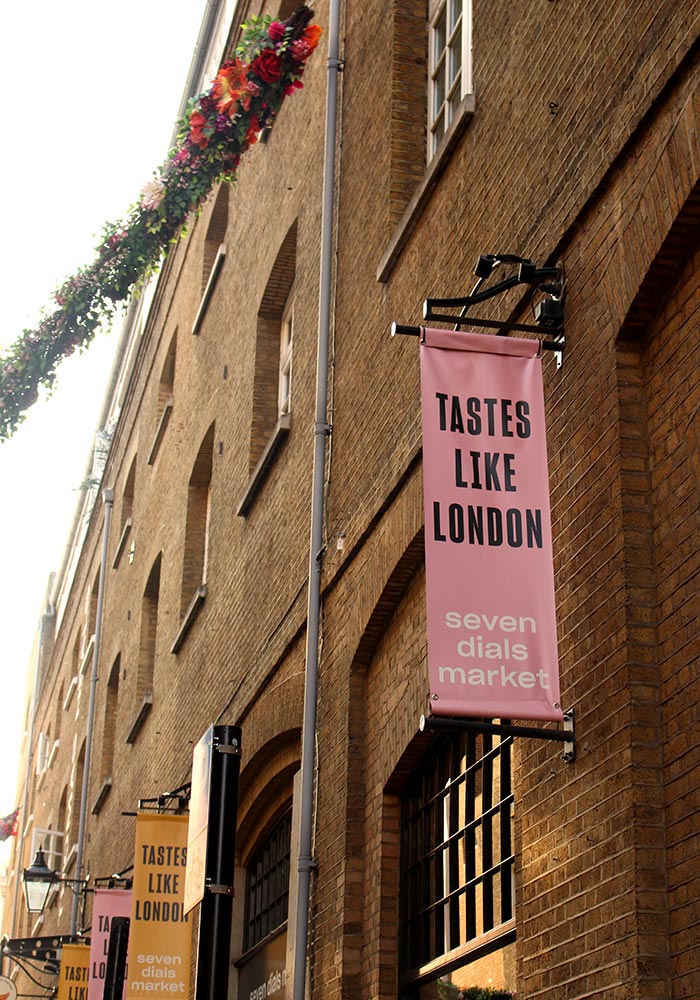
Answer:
[
  {"left": 137, "top": 781, "right": 191, "bottom": 813},
  {"left": 420, "top": 708, "right": 576, "bottom": 762},
  {"left": 392, "top": 253, "right": 566, "bottom": 360}
]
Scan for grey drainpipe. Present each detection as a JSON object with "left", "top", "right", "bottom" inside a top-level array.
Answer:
[
  {"left": 70, "top": 488, "right": 114, "bottom": 936},
  {"left": 292, "top": 2, "right": 342, "bottom": 998}
]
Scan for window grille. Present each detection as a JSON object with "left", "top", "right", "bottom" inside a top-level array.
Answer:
[
  {"left": 400, "top": 729, "right": 514, "bottom": 982},
  {"left": 243, "top": 809, "right": 292, "bottom": 952}
]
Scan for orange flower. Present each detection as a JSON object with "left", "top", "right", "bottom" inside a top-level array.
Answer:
[
  {"left": 302, "top": 24, "right": 322, "bottom": 52},
  {"left": 213, "top": 59, "right": 248, "bottom": 116}
]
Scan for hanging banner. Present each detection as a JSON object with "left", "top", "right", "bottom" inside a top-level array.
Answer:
[
  {"left": 87, "top": 888, "right": 132, "bottom": 999},
  {"left": 183, "top": 725, "right": 213, "bottom": 915},
  {"left": 125, "top": 813, "right": 191, "bottom": 999},
  {"left": 420, "top": 328, "right": 562, "bottom": 721},
  {"left": 57, "top": 943, "right": 90, "bottom": 1000}
]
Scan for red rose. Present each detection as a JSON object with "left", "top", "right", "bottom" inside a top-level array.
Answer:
[{"left": 251, "top": 49, "right": 283, "bottom": 83}]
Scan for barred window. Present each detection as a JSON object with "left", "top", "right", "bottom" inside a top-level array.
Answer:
[
  {"left": 243, "top": 809, "right": 292, "bottom": 952},
  {"left": 400, "top": 729, "right": 514, "bottom": 995}
]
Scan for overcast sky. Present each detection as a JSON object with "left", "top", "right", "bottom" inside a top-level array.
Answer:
[{"left": 0, "top": 0, "right": 208, "bottom": 866}]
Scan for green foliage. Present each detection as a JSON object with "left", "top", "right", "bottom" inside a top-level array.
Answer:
[
  {"left": 0, "top": 6, "right": 319, "bottom": 442},
  {"left": 437, "top": 982, "right": 515, "bottom": 1000}
]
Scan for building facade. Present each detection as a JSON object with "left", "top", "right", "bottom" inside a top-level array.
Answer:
[{"left": 3, "top": 1, "right": 699, "bottom": 998}]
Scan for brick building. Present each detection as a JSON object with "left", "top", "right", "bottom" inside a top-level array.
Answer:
[{"left": 3, "top": 1, "right": 699, "bottom": 999}]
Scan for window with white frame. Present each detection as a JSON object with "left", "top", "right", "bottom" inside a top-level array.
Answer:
[
  {"left": 278, "top": 290, "right": 294, "bottom": 418},
  {"left": 31, "top": 828, "right": 64, "bottom": 873},
  {"left": 429, "top": 0, "right": 472, "bottom": 159}
]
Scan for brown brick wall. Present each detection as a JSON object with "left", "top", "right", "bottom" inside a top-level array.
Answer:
[{"left": 4, "top": 3, "right": 698, "bottom": 1000}]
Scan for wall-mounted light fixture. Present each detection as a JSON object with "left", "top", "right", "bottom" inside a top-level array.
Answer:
[{"left": 22, "top": 846, "right": 88, "bottom": 915}]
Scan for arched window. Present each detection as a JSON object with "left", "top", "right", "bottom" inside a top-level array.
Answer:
[
  {"left": 193, "top": 186, "right": 228, "bottom": 334},
  {"left": 149, "top": 332, "right": 177, "bottom": 465},
  {"left": 238, "top": 223, "right": 297, "bottom": 516},
  {"left": 127, "top": 555, "right": 162, "bottom": 742},
  {"left": 399, "top": 730, "right": 515, "bottom": 997},
  {"left": 100, "top": 655, "right": 121, "bottom": 784},
  {"left": 250, "top": 221, "right": 297, "bottom": 470},
  {"left": 202, "top": 185, "right": 229, "bottom": 292},
  {"left": 243, "top": 807, "right": 293, "bottom": 952},
  {"left": 69, "top": 740, "right": 87, "bottom": 852},
  {"left": 181, "top": 424, "right": 215, "bottom": 617},
  {"left": 139, "top": 557, "right": 162, "bottom": 700},
  {"left": 114, "top": 455, "right": 137, "bottom": 567}
]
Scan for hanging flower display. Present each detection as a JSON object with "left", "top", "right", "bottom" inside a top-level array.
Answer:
[{"left": 0, "top": 7, "right": 321, "bottom": 442}]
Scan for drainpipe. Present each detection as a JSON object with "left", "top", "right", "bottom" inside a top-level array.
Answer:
[
  {"left": 70, "top": 488, "right": 114, "bottom": 936},
  {"left": 293, "top": 2, "right": 342, "bottom": 999}
]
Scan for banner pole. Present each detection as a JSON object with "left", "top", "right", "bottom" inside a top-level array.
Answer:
[{"left": 194, "top": 726, "right": 241, "bottom": 1000}]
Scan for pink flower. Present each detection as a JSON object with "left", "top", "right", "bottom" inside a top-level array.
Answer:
[
  {"left": 291, "top": 39, "right": 311, "bottom": 62},
  {"left": 140, "top": 173, "right": 165, "bottom": 210},
  {"left": 268, "top": 20, "right": 286, "bottom": 42}
]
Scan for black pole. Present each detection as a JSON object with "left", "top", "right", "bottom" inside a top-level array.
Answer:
[
  {"left": 102, "top": 916, "right": 130, "bottom": 1000},
  {"left": 194, "top": 725, "right": 242, "bottom": 1000}
]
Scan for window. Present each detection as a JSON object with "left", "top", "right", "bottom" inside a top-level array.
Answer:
[
  {"left": 139, "top": 556, "right": 162, "bottom": 700},
  {"left": 178, "top": 425, "right": 215, "bottom": 628},
  {"left": 400, "top": 729, "right": 515, "bottom": 997},
  {"left": 278, "top": 287, "right": 294, "bottom": 418},
  {"left": 250, "top": 222, "right": 297, "bottom": 469},
  {"left": 97, "top": 654, "right": 120, "bottom": 804},
  {"left": 68, "top": 740, "right": 87, "bottom": 853},
  {"left": 238, "top": 224, "right": 297, "bottom": 516},
  {"left": 54, "top": 680, "right": 63, "bottom": 747},
  {"left": 35, "top": 732, "right": 50, "bottom": 776},
  {"left": 114, "top": 456, "right": 137, "bottom": 567},
  {"left": 121, "top": 455, "right": 137, "bottom": 531},
  {"left": 193, "top": 186, "right": 228, "bottom": 334},
  {"left": 87, "top": 568, "right": 100, "bottom": 645},
  {"left": 31, "top": 827, "right": 64, "bottom": 874},
  {"left": 149, "top": 332, "right": 177, "bottom": 465},
  {"left": 379, "top": 2, "right": 474, "bottom": 281},
  {"left": 429, "top": 0, "right": 471, "bottom": 159},
  {"left": 243, "top": 808, "right": 292, "bottom": 952}
]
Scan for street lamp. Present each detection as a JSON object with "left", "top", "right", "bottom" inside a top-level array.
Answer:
[
  {"left": 22, "top": 847, "right": 58, "bottom": 914},
  {"left": 21, "top": 847, "right": 88, "bottom": 915}
]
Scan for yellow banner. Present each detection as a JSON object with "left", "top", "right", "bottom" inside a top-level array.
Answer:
[
  {"left": 126, "top": 813, "right": 192, "bottom": 998},
  {"left": 57, "top": 943, "right": 90, "bottom": 1000}
]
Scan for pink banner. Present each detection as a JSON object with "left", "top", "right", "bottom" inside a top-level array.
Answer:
[
  {"left": 420, "top": 328, "right": 562, "bottom": 721},
  {"left": 87, "top": 888, "right": 132, "bottom": 1000}
]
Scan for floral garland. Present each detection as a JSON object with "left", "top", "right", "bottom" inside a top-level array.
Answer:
[{"left": 0, "top": 7, "right": 321, "bottom": 442}]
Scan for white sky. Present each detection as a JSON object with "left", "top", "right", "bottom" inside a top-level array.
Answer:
[{"left": 0, "top": 0, "right": 208, "bottom": 866}]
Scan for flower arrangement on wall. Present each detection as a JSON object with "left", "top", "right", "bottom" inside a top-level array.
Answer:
[{"left": 0, "top": 7, "right": 320, "bottom": 442}]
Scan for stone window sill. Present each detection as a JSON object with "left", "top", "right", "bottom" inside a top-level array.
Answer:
[
  {"left": 92, "top": 778, "right": 113, "bottom": 815},
  {"left": 171, "top": 584, "right": 207, "bottom": 654},
  {"left": 125, "top": 694, "right": 153, "bottom": 745},
  {"left": 192, "top": 244, "right": 226, "bottom": 335},
  {"left": 377, "top": 95, "right": 475, "bottom": 284},
  {"left": 112, "top": 519, "right": 133, "bottom": 569},
  {"left": 81, "top": 634, "right": 95, "bottom": 675},
  {"left": 148, "top": 398, "right": 173, "bottom": 466},
  {"left": 237, "top": 414, "right": 291, "bottom": 517}
]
